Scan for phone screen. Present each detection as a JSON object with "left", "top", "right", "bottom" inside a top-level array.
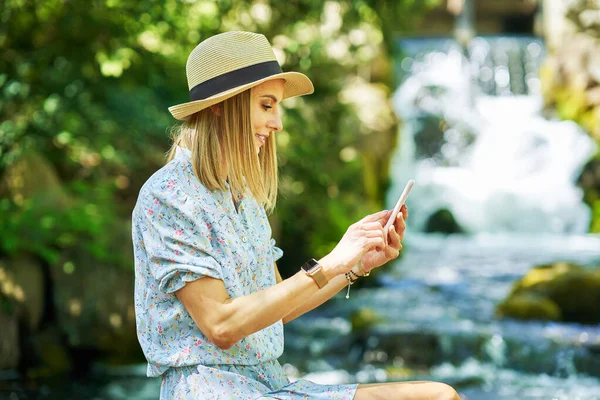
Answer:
[{"left": 384, "top": 179, "right": 415, "bottom": 241}]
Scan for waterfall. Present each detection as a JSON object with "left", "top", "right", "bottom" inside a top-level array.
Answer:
[{"left": 388, "top": 37, "right": 597, "bottom": 234}]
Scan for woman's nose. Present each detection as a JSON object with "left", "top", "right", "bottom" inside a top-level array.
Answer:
[{"left": 267, "top": 115, "right": 282, "bottom": 132}]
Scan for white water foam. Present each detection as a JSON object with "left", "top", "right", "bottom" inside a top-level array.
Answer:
[{"left": 389, "top": 40, "right": 597, "bottom": 234}]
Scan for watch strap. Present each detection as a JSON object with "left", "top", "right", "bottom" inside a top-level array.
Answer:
[
  {"left": 308, "top": 267, "right": 328, "bottom": 288},
  {"left": 301, "top": 259, "right": 329, "bottom": 289}
]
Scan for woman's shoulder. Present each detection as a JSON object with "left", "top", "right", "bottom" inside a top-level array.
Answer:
[
  {"left": 138, "top": 157, "right": 187, "bottom": 193},
  {"left": 134, "top": 155, "right": 219, "bottom": 216}
]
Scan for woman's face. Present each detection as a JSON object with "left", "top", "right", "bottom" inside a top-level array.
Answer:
[{"left": 251, "top": 79, "right": 285, "bottom": 153}]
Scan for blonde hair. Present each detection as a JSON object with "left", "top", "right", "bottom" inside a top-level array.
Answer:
[{"left": 166, "top": 89, "right": 278, "bottom": 212}]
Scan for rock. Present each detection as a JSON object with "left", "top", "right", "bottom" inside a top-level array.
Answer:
[
  {"left": 424, "top": 209, "right": 463, "bottom": 234},
  {"left": 0, "top": 151, "right": 69, "bottom": 208},
  {"left": 577, "top": 157, "right": 600, "bottom": 232},
  {"left": 0, "top": 306, "right": 19, "bottom": 370},
  {"left": 511, "top": 262, "right": 583, "bottom": 291},
  {"left": 578, "top": 157, "right": 600, "bottom": 193},
  {"left": 1, "top": 255, "right": 45, "bottom": 331},
  {"left": 50, "top": 220, "right": 142, "bottom": 365},
  {"left": 496, "top": 293, "right": 562, "bottom": 321},
  {"left": 541, "top": 268, "right": 600, "bottom": 324},
  {"left": 373, "top": 330, "right": 441, "bottom": 368},
  {"left": 496, "top": 262, "right": 600, "bottom": 324},
  {"left": 413, "top": 114, "right": 445, "bottom": 160},
  {"left": 0, "top": 259, "right": 30, "bottom": 370},
  {"left": 350, "top": 307, "right": 384, "bottom": 333},
  {"left": 26, "top": 327, "right": 72, "bottom": 378}
]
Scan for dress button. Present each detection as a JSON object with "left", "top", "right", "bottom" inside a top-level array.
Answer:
[{"left": 242, "top": 237, "right": 247, "bottom": 243}]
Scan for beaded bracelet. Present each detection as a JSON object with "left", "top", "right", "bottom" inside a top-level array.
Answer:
[
  {"left": 349, "top": 269, "right": 362, "bottom": 280},
  {"left": 344, "top": 271, "right": 357, "bottom": 299}
]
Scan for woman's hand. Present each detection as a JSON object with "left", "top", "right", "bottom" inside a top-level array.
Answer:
[
  {"left": 320, "top": 210, "right": 389, "bottom": 276},
  {"left": 360, "top": 205, "right": 408, "bottom": 273}
]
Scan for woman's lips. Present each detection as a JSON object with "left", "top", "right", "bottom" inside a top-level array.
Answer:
[{"left": 255, "top": 134, "right": 267, "bottom": 145}]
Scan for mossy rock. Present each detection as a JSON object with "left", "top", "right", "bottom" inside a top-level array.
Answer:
[
  {"left": 0, "top": 306, "right": 19, "bottom": 369},
  {"left": 1, "top": 255, "right": 45, "bottom": 331},
  {"left": 350, "top": 307, "right": 384, "bottom": 333},
  {"left": 26, "top": 327, "right": 72, "bottom": 378},
  {"left": 496, "top": 293, "right": 562, "bottom": 321},
  {"left": 510, "top": 262, "right": 583, "bottom": 293},
  {"left": 577, "top": 156, "right": 600, "bottom": 233},
  {"left": 51, "top": 219, "right": 140, "bottom": 365},
  {"left": 0, "top": 150, "right": 70, "bottom": 208},
  {"left": 497, "top": 262, "right": 600, "bottom": 324},
  {"left": 542, "top": 268, "right": 600, "bottom": 324},
  {"left": 413, "top": 114, "right": 445, "bottom": 159},
  {"left": 424, "top": 208, "right": 463, "bottom": 234}
]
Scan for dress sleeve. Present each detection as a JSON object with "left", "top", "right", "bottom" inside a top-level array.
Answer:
[
  {"left": 138, "top": 190, "right": 223, "bottom": 294},
  {"left": 270, "top": 238, "right": 284, "bottom": 263}
]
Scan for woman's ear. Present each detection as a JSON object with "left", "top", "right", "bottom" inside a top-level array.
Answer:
[{"left": 210, "top": 104, "right": 222, "bottom": 116}]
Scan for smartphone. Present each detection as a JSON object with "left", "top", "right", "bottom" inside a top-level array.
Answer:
[{"left": 384, "top": 179, "right": 415, "bottom": 242}]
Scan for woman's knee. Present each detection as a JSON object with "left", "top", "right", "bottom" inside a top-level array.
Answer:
[
  {"left": 431, "top": 382, "right": 461, "bottom": 400},
  {"left": 354, "top": 381, "right": 460, "bottom": 400}
]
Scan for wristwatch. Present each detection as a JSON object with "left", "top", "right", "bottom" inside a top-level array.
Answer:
[{"left": 301, "top": 258, "right": 329, "bottom": 288}]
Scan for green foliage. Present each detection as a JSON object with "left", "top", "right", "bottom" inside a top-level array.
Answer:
[
  {"left": 539, "top": 2, "right": 600, "bottom": 233},
  {"left": 0, "top": 0, "right": 438, "bottom": 276},
  {"left": 0, "top": 180, "right": 130, "bottom": 268},
  {"left": 0, "top": 294, "right": 15, "bottom": 315},
  {"left": 591, "top": 199, "right": 600, "bottom": 232}
]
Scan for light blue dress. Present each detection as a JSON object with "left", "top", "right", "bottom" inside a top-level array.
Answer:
[{"left": 132, "top": 147, "right": 358, "bottom": 399}]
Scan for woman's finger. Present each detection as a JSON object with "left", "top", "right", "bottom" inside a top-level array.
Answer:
[
  {"left": 363, "top": 221, "right": 386, "bottom": 231},
  {"left": 366, "top": 235, "right": 385, "bottom": 250},
  {"left": 394, "top": 214, "right": 406, "bottom": 240},
  {"left": 387, "top": 225, "right": 402, "bottom": 248},
  {"left": 384, "top": 245, "right": 401, "bottom": 259},
  {"left": 377, "top": 210, "right": 393, "bottom": 225},
  {"left": 365, "top": 228, "right": 385, "bottom": 239},
  {"left": 362, "top": 209, "right": 391, "bottom": 224},
  {"left": 401, "top": 204, "right": 408, "bottom": 220}
]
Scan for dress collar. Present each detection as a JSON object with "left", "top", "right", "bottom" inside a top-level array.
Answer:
[
  {"left": 175, "top": 146, "right": 192, "bottom": 159},
  {"left": 175, "top": 146, "right": 244, "bottom": 204}
]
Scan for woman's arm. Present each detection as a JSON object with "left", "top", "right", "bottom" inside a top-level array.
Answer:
[
  {"left": 276, "top": 263, "right": 361, "bottom": 324},
  {"left": 176, "top": 210, "right": 388, "bottom": 350},
  {"left": 276, "top": 206, "right": 408, "bottom": 324},
  {"left": 176, "top": 260, "right": 334, "bottom": 350}
]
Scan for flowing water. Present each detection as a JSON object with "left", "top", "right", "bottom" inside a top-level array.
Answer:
[
  {"left": 388, "top": 36, "right": 596, "bottom": 234},
  {"left": 287, "top": 36, "right": 600, "bottom": 399},
  {"left": 282, "top": 233, "right": 600, "bottom": 400}
]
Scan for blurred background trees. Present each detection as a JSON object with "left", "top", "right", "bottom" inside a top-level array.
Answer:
[
  {"left": 0, "top": 0, "right": 439, "bottom": 371},
  {"left": 0, "top": 0, "right": 440, "bottom": 276}
]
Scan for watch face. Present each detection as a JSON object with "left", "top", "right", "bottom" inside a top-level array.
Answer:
[{"left": 301, "top": 258, "right": 319, "bottom": 272}]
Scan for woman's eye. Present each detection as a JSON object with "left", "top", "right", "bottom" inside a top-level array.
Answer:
[{"left": 262, "top": 104, "right": 272, "bottom": 110}]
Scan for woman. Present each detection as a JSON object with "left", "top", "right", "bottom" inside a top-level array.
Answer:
[{"left": 132, "top": 31, "right": 460, "bottom": 400}]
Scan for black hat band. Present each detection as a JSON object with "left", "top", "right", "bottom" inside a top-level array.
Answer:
[{"left": 189, "top": 60, "right": 283, "bottom": 101}]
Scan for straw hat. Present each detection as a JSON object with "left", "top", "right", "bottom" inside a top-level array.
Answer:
[{"left": 168, "top": 31, "right": 314, "bottom": 120}]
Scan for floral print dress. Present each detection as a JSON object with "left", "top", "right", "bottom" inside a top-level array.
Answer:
[{"left": 132, "top": 147, "right": 358, "bottom": 399}]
